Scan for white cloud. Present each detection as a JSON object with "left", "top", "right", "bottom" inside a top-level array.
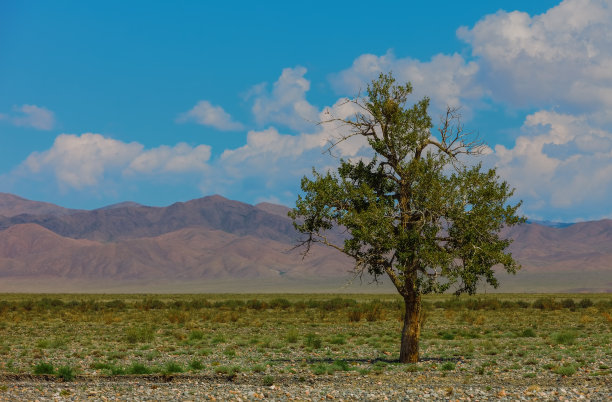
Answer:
[
  {"left": 458, "top": 0, "right": 612, "bottom": 118},
  {"left": 491, "top": 110, "right": 612, "bottom": 220},
  {"left": 1, "top": 104, "right": 56, "bottom": 130},
  {"left": 128, "top": 143, "right": 211, "bottom": 174},
  {"left": 198, "top": 97, "right": 369, "bottom": 203},
  {"left": 330, "top": 51, "right": 484, "bottom": 117},
  {"left": 24, "top": 134, "right": 143, "bottom": 189},
  {"left": 177, "top": 100, "right": 243, "bottom": 131},
  {"left": 251, "top": 66, "right": 320, "bottom": 131},
  {"left": 23, "top": 133, "right": 211, "bottom": 189}
]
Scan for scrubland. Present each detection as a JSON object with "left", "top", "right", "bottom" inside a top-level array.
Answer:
[{"left": 0, "top": 293, "right": 610, "bottom": 400}]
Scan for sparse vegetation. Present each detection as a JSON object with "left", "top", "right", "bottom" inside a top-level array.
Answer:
[{"left": 0, "top": 292, "right": 610, "bottom": 392}]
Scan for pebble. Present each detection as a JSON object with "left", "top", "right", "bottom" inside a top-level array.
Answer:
[{"left": 0, "top": 374, "right": 610, "bottom": 401}]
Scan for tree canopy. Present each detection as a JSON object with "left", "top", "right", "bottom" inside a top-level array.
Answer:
[{"left": 290, "top": 73, "right": 524, "bottom": 362}]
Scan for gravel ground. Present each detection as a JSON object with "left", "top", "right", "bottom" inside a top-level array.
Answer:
[{"left": 1, "top": 372, "right": 610, "bottom": 401}]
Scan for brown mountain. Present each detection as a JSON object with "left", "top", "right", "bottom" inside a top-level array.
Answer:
[
  {"left": 0, "top": 193, "right": 81, "bottom": 217},
  {"left": 504, "top": 220, "right": 612, "bottom": 272},
  {"left": 0, "top": 195, "right": 297, "bottom": 243},
  {"left": 0, "top": 193, "right": 610, "bottom": 292},
  {"left": 0, "top": 223, "right": 351, "bottom": 281}
]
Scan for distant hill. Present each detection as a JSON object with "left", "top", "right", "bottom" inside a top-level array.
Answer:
[
  {"left": 0, "top": 195, "right": 297, "bottom": 242},
  {"left": 0, "top": 193, "right": 610, "bottom": 292},
  {"left": 0, "top": 193, "right": 81, "bottom": 217},
  {"left": 95, "top": 201, "right": 144, "bottom": 210}
]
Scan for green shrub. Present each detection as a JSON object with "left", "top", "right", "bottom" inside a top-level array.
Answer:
[
  {"left": 561, "top": 299, "right": 576, "bottom": 310},
  {"left": 91, "top": 362, "right": 112, "bottom": 370},
  {"left": 127, "top": 363, "right": 151, "bottom": 375},
  {"left": 347, "top": 308, "right": 362, "bottom": 322},
  {"left": 125, "top": 326, "right": 155, "bottom": 343},
  {"left": 262, "top": 375, "right": 275, "bottom": 386},
  {"left": 332, "top": 360, "right": 350, "bottom": 371},
  {"left": 553, "top": 364, "right": 577, "bottom": 376},
  {"left": 246, "top": 299, "right": 267, "bottom": 310},
  {"left": 520, "top": 328, "right": 536, "bottom": 338},
  {"left": 251, "top": 364, "right": 265, "bottom": 373},
  {"left": 364, "top": 303, "right": 384, "bottom": 322},
  {"left": 211, "top": 334, "right": 226, "bottom": 344},
  {"left": 285, "top": 328, "right": 299, "bottom": 343},
  {"left": 311, "top": 363, "right": 328, "bottom": 375},
  {"left": 188, "top": 360, "right": 204, "bottom": 371},
  {"left": 516, "top": 300, "right": 530, "bottom": 308},
  {"left": 164, "top": 361, "right": 184, "bottom": 374},
  {"left": 329, "top": 335, "right": 346, "bottom": 345},
  {"left": 188, "top": 330, "right": 205, "bottom": 341},
  {"left": 269, "top": 298, "right": 291, "bottom": 309},
  {"left": 578, "top": 298, "right": 594, "bottom": 309},
  {"left": 33, "top": 362, "right": 55, "bottom": 375},
  {"left": 441, "top": 362, "right": 455, "bottom": 371},
  {"left": 533, "top": 298, "right": 560, "bottom": 310},
  {"left": 304, "top": 333, "right": 322, "bottom": 349},
  {"left": 552, "top": 331, "right": 578, "bottom": 345},
  {"left": 439, "top": 330, "right": 455, "bottom": 340},
  {"left": 215, "top": 365, "right": 241, "bottom": 376},
  {"left": 56, "top": 366, "right": 75, "bottom": 381},
  {"left": 110, "top": 366, "right": 126, "bottom": 375}
]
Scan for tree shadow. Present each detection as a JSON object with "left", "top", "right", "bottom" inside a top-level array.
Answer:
[{"left": 269, "top": 356, "right": 464, "bottom": 364}]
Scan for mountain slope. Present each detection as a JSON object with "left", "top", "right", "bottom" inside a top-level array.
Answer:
[
  {"left": 0, "top": 223, "right": 351, "bottom": 281},
  {"left": 0, "top": 193, "right": 610, "bottom": 292},
  {"left": 0, "top": 193, "right": 81, "bottom": 217},
  {"left": 0, "top": 195, "right": 297, "bottom": 243}
]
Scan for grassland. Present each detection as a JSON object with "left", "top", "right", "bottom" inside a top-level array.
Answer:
[{"left": 0, "top": 293, "right": 610, "bottom": 399}]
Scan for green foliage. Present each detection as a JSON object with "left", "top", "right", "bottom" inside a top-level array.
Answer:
[
  {"left": 125, "top": 326, "right": 155, "bottom": 344},
  {"left": 215, "top": 365, "right": 241, "bottom": 376},
  {"left": 56, "top": 365, "right": 76, "bottom": 381},
  {"left": 441, "top": 362, "right": 456, "bottom": 371},
  {"left": 163, "top": 361, "right": 184, "bottom": 374},
  {"left": 520, "top": 328, "right": 537, "bottom": 338},
  {"left": 251, "top": 364, "right": 266, "bottom": 373},
  {"left": 127, "top": 363, "right": 152, "bottom": 374},
  {"left": 262, "top": 375, "right": 275, "bottom": 386},
  {"left": 285, "top": 328, "right": 299, "bottom": 343},
  {"left": 188, "top": 360, "right": 204, "bottom": 371},
  {"left": 304, "top": 333, "right": 322, "bottom": 349},
  {"left": 552, "top": 331, "right": 578, "bottom": 345},
  {"left": 33, "top": 361, "right": 55, "bottom": 375},
  {"left": 332, "top": 359, "right": 351, "bottom": 371},
  {"left": 553, "top": 364, "right": 577, "bottom": 376},
  {"left": 291, "top": 72, "right": 524, "bottom": 300},
  {"left": 188, "top": 330, "right": 205, "bottom": 341}
]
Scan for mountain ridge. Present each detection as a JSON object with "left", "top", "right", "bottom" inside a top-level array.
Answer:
[{"left": 0, "top": 193, "right": 610, "bottom": 292}]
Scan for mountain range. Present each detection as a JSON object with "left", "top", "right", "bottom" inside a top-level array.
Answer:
[{"left": 0, "top": 192, "right": 610, "bottom": 293}]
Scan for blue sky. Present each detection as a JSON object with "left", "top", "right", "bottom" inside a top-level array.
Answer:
[{"left": 1, "top": 0, "right": 610, "bottom": 222}]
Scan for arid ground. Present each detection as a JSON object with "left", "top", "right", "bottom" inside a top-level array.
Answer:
[{"left": 0, "top": 293, "right": 610, "bottom": 400}]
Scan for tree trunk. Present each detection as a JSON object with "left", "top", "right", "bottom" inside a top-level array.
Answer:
[{"left": 399, "top": 291, "right": 422, "bottom": 363}]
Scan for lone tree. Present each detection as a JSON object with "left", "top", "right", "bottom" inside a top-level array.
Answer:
[{"left": 290, "top": 73, "right": 524, "bottom": 363}]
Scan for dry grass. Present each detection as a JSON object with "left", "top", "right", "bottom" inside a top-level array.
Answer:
[{"left": 0, "top": 293, "right": 610, "bottom": 381}]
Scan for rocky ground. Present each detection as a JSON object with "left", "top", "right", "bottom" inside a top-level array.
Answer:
[{"left": 1, "top": 372, "right": 610, "bottom": 401}]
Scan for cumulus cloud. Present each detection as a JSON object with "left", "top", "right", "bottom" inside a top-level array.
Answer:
[
  {"left": 198, "top": 97, "right": 369, "bottom": 203},
  {"left": 330, "top": 51, "right": 484, "bottom": 117},
  {"left": 458, "top": 0, "right": 612, "bottom": 118},
  {"left": 1, "top": 104, "right": 55, "bottom": 130},
  {"left": 491, "top": 110, "right": 612, "bottom": 220},
  {"left": 177, "top": 100, "right": 244, "bottom": 131},
  {"left": 24, "top": 134, "right": 142, "bottom": 189},
  {"left": 23, "top": 133, "right": 211, "bottom": 189},
  {"left": 127, "top": 143, "right": 211, "bottom": 174},
  {"left": 251, "top": 66, "right": 320, "bottom": 131}
]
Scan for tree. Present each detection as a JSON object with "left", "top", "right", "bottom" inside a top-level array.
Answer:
[{"left": 290, "top": 73, "right": 525, "bottom": 363}]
